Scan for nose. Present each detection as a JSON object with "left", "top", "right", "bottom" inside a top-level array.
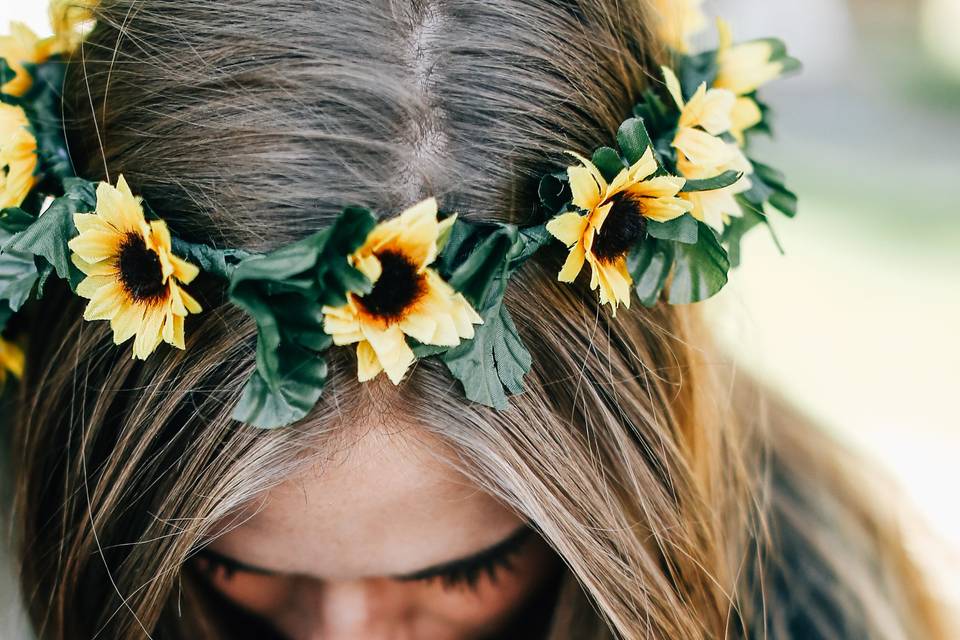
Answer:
[{"left": 301, "top": 579, "right": 412, "bottom": 640}]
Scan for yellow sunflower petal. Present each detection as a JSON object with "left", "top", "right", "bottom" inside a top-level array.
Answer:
[
  {"left": 397, "top": 310, "right": 439, "bottom": 346},
  {"left": 557, "top": 242, "right": 587, "bottom": 283},
  {"left": 673, "top": 127, "right": 735, "bottom": 170},
  {"left": 369, "top": 198, "right": 440, "bottom": 270},
  {"left": 546, "top": 211, "right": 588, "bottom": 247},
  {"left": 450, "top": 293, "right": 483, "bottom": 339},
  {"left": 323, "top": 303, "right": 364, "bottom": 345},
  {"left": 566, "top": 153, "right": 607, "bottom": 212},
  {"left": 133, "top": 306, "right": 166, "bottom": 360},
  {"left": 0, "top": 338, "right": 25, "bottom": 380},
  {"left": 82, "top": 281, "right": 126, "bottom": 321},
  {"left": 75, "top": 274, "right": 113, "bottom": 299},
  {"left": 356, "top": 340, "right": 384, "bottom": 382},
  {"left": 588, "top": 256, "right": 632, "bottom": 315},
  {"left": 68, "top": 226, "right": 124, "bottom": 263},
  {"left": 681, "top": 84, "right": 735, "bottom": 136},
  {"left": 629, "top": 175, "right": 686, "bottom": 199},
  {"left": 360, "top": 323, "right": 415, "bottom": 385},
  {"left": 71, "top": 252, "right": 116, "bottom": 277},
  {"left": 96, "top": 176, "right": 147, "bottom": 234},
  {"left": 169, "top": 254, "right": 200, "bottom": 285},
  {"left": 110, "top": 303, "right": 143, "bottom": 345},
  {"left": 641, "top": 196, "right": 694, "bottom": 223},
  {"left": 662, "top": 66, "right": 686, "bottom": 110},
  {"left": 625, "top": 147, "right": 659, "bottom": 185},
  {"left": 0, "top": 23, "right": 49, "bottom": 97}
]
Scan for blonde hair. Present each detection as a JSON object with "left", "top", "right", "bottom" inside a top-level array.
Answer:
[{"left": 8, "top": 1, "right": 952, "bottom": 638}]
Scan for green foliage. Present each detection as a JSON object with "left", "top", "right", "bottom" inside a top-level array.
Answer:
[
  {"left": 432, "top": 221, "right": 551, "bottom": 408},
  {"left": 681, "top": 170, "right": 743, "bottom": 193},
  {"left": 2, "top": 178, "right": 96, "bottom": 291},
  {"left": 627, "top": 220, "right": 730, "bottom": 306},
  {"left": 647, "top": 213, "right": 699, "bottom": 244},
  {"left": 669, "top": 222, "right": 730, "bottom": 303},
  {"left": 0, "top": 227, "right": 39, "bottom": 312},
  {"left": 228, "top": 206, "right": 376, "bottom": 428}
]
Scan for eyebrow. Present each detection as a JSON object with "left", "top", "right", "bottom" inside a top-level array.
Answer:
[{"left": 195, "top": 525, "right": 532, "bottom": 580}]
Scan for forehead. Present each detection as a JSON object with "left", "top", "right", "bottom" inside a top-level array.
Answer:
[{"left": 210, "top": 425, "right": 521, "bottom": 579}]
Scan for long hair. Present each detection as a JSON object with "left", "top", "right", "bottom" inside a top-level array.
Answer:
[{"left": 8, "top": 1, "right": 952, "bottom": 638}]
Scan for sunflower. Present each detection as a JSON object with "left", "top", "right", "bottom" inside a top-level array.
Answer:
[
  {"left": 663, "top": 66, "right": 752, "bottom": 229},
  {"left": 49, "top": 0, "right": 98, "bottom": 55},
  {"left": 0, "top": 103, "right": 38, "bottom": 209},
  {"left": 322, "top": 198, "right": 483, "bottom": 384},
  {"left": 652, "top": 0, "right": 707, "bottom": 53},
  {"left": 713, "top": 18, "right": 786, "bottom": 146},
  {"left": 68, "top": 175, "right": 202, "bottom": 360},
  {"left": 0, "top": 22, "right": 53, "bottom": 97},
  {"left": 546, "top": 147, "right": 692, "bottom": 314},
  {"left": 0, "top": 336, "right": 25, "bottom": 388}
]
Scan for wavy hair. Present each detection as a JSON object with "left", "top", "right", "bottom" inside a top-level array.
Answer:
[{"left": 7, "top": 1, "right": 952, "bottom": 638}]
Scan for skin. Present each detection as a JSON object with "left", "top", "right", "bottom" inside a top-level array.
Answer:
[{"left": 199, "top": 425, "right": 561, "bottom": 639}]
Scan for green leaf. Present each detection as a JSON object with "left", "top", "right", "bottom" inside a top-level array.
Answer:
[
  {"left": 2, "top": 178, "right": 96, "bottom": 290},
  {"left": 680, "top": 170, "right": 743, "bottom": 193},
  {"left": 228, "top": 206, "right": 377, "bottom": 428},
  {"left": 0, "top": 208, "right": 36, "bottom": 234},
  {"left": 668, "top": 222, "right": 730, "bottom": 304},
  {"left": 171, "top": 238, "right": 251, "bottom": 281},
  {"left": 616, "top": 118, "right": 655, "bottom": 165},
  {"left": 628, "top": 239, "right": 675, "bottom": 307},
  {"left": 647, "top": 213, "right": 699, "bottom": 244},
  {"left": 677, "top": 51, "right": 719, "bottom": 98},
  {"left": 538, "top": 171, "right": 571, "bottom": 215},
  {"left": 752, "top": 160, "right": 798, "bottom": 217},
  {"left": 0, "top": 228, "right": 39, "bottom": 311},
  {"left": 591, "top": 147, "right": 625, "bottom": 183},
  {"left": 233, "top": 345, "right": 329, "bottom": 430},
  {"left": 436, "top": 221, "right": 551, "bottom": 407},
  {"left": 722, "top": 205, "right": 767, "bottom": 268}
]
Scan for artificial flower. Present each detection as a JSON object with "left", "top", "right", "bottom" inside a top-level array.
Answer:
[
  {"left": 0, "top": 103, "right": 38, "bottom": 209},
  {"left": 0, "top": 336, "right": 25, "bottom": 388},
  {"left": 663, "top": 66, "right": 752, "bottom": 229},
  {"left": 713, "top": 18, "right": 786, "bottom": 145},
  {"left": 0, "top": 22, "right": 53, "bottom": 97},
  {"left": 546, "top": 147, "right": 691, "bottom": 314},
  {"left": 322, "top": 199, "right": 483, "bottom": 384},
  {"left": 49, "top": 0, "right": 98, "bottom": 55},
  {"left": 653, "top": 0, "right": 708, "bottom": 53},
  {"left": 68, "top": 175, "right": 202, "bottom": 360}
]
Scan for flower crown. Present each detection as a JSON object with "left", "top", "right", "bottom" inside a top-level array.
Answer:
[{"left": 0, "top": 0, "right": 800, "bottom": 428}]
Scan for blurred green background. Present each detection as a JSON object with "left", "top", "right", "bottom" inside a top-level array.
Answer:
[
  {"left": 1, "top": 0, "right": 958, "bottom": 635},
  {"left": 707, "top": 0, "right": 960, "bottom": 607}
]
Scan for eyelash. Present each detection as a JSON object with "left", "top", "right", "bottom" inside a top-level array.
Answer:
[
  {"left": 195, "top": 529, "right": 529, "bottom": 592},
  {"left": 399, "top": 546, "right": 521, "bottom": 591}
]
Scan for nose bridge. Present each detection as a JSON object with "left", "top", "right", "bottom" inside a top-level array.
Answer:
[{"left": 305, "top": 579, "right": 408, "bottom": 640}]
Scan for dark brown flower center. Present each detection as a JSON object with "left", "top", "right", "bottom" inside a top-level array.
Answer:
[
  {"left": 357, "top": 250, "right": 426, "bottom": 321},
  {"left": 592, "top": 192, "right": 648, "bottom": 263},
  {"left": 118, "top": 232, "right": 167, "bottom": 302}
]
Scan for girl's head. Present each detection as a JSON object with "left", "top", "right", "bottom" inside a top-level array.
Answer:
[{"left": 7, "top": 1, "right": 952, "bottom": 639}]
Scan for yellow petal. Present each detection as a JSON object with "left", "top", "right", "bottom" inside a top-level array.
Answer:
[
  {"left": 629, "top": 175, "right": 686, "bottom": 199},
  {"left": 546, "top": 211, "right": 588, "bottom": 247},
  {"left": 0, "top": 338, "right": 25, "bottom": 380},
  {"left": 588, "top": 256, "right": 632, "bottom": 315},
  {"left": 641, "top": 196, "right": 694, "bottom": 222},
  {"left": 730, "top": 97, "right": 763, "bottom": 146},
  {"left": 110, "top": 303, "right": 143, "bottom": 345},
  {"left": 71, "top": 252, "right": 116, "bottom": 277},
  {"left": 82, "top": 281, "right": 125, "bottom": 321},
  {"left": 673, "top": 127, "right": 735, "bottom": 169},
  {"left": 566, "top": 153, "right": 607, "bottom": 212},
  {"left": 133, "top": 306, "right": 165, "bottom": 360},
  {"left": 356, "top": 341, "right": 384, "bottom": 382},
  {"left": 75, "top": 274, "right": 113, "bottom": 300},
  {"left": 625, "top": 147, "right": 658, "bottom": 184},
  {"left": 169, "top": 254, "right": 200, "bottom": 284},
  {"left": 353, "top": 253, "right": 382, "bottom": 282},
  {"left": 366, "top": 198, "right": 439, "bottom": 270},
  {"left": 662, "top": 65, "right": 685, "bottom": 110},
  {"left": 557, "top": 242, "right": 587, "bottom": 283},
  {"left": 68, "top": 228, "right": 124, "bottom": 263},
  {"left": 397, "top": 311, "right": 438, "bottom": 346},
  {"left": 680, "top": 85, "right": 735, "bottom": 136},
  {"left": 360, "top": 323, "right": 415, "bottom": 384}
]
